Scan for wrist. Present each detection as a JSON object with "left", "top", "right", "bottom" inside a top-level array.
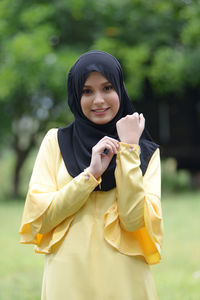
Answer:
[
  {"left": 120, "top": 139, "right": 139, "bottom": 145},
  {"left": 88, "top": 167, "right": 101, "bottom": 180}
]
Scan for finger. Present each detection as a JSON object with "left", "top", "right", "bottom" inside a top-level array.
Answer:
[
  {"left": 133, "top": 112, "right": 139, "bottom": 118},
  {"left": 140, "top": 113, "right": 145, "bottom": 121},
  {"left": 101, "top": 136, "right": 119, "bottom": 149},
  {"left": 96, "top": 142, "right": 115, "bottom": 154},
  {"left": 102, "top": 136, "right": 119, "bottom": 145},
  {"left": 106, "top": 150, "right": 115, "bottom": 160},
  {"left": 132, "top": 112, "right": 140, "bottom": 122},
  {"left": 103, "top": 140, "right": 118, "bottom": 154},
  {"left": 139, "top": 114, "right": 145, "bottom": 129},
  {"left": 139, "top": 113, "right": 144, "bottom": 121}
]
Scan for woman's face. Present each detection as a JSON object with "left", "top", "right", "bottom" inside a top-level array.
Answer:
[{"left": 80, "top": 71, "right": 120, "bottom": 124}]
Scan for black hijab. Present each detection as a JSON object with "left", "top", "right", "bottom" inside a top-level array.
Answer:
[{"left": 58, "top": 50, "right": 158, "bottom": 191}]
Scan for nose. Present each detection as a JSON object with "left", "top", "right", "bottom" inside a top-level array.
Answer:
[{"left": 93, "top": 92, "right": 105, "bottom": 105}]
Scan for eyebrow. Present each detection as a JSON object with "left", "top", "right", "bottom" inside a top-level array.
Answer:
[{"left": 83, "top": 81, "right": 111, "bottom": 88}]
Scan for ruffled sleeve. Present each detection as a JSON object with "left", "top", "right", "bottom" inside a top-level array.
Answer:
[
  {"left": 104, "top": 143, "right": 163, "bottom": 265},
  {"left": 19, "top": 129, "right": 101, "bottom": 254}
]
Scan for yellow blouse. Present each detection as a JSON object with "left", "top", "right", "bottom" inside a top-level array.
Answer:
[{"left": 19, "top": 128, "right": 163, "bottom": 265}]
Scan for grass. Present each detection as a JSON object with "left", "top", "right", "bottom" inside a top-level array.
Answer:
[
  {"left": 0, "top": 192, "right": 200, "bottom": 299},
  {"left": 0, "top": 201, "right": 43, "bottom": 300},
  {"left": 152, "top": 192, "right": 200, "bottom": 300}
]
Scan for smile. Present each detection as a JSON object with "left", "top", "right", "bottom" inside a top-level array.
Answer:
[{"left": 92, "top": 108, "right": 110, "bottom": 114}]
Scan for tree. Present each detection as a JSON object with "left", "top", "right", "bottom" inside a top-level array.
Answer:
[
  {"left": 0, "top": 1, "right": 80, "bottom": 196},
  {"left": 1, "top": 0, "right": 200, "bottom": 197}
]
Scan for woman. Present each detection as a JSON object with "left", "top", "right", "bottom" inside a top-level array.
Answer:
[{"left": 19, "top": 50, "right": 163, "bottom": 300}]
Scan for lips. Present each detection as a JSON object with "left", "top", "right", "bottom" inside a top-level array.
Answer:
[{"left": 92, "top": 108, "right": 110, "bottom": 113}]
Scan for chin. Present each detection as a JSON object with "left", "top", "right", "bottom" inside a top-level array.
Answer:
[{"left": 92, "top": 117, "right": 111, "bottom": 125}]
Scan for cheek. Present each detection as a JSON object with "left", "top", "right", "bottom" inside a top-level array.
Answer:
[
  {"left": 80, "top": 97, "right": 88, "bottom": 114},
  {"left": 111, "top": 93, "right": 120, "bottom": 113},
  {"left": 80, "top": 97, "right": 84, "bottom": 111}
]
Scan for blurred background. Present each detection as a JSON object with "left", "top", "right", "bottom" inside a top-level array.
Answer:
[{"left": 0, "top": 0, "right": 200, "bottom": 299}]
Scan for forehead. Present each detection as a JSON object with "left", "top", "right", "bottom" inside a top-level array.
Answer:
[{"left": 84, "top": 71, "right": 110, "bottom": 85}]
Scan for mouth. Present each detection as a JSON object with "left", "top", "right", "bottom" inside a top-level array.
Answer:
[{"left": 91, "top": 108, "right": 110, "bottom": 115}]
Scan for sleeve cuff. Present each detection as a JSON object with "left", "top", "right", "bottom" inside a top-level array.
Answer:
[
  {"left": 83, "top": 168, "right": 102, "bottom": 186},
  {"left": 119, "top": 142, "right": 141, "bottom": 155}
]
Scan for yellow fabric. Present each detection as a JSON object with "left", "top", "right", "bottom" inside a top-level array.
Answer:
[
  {"left": 104, "top": 143, "right": 163, "bottom": 265},
  {"left": 19, "top": 128, "right": 163, "bottom": 300},
  {"left": 19, "top": 129, "right": 101, "bottom": 253}
]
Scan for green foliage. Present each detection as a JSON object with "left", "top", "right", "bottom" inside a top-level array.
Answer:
[
  {"left": 1, "top": 0, "right": 200, "bottom": 193},
  {"left": 1, "top": 0, "right": 200, "bottom": 137},
  {"left": 0, "top": 2, "right": 79, "bottom": 144},
  {"left": 20, "top": 4, "right": 54, "bottom": 28},
  {"left": 161, "top": 158, "right": 192, "bottom": 192},
  {"left": 121, "top": 45, "right": 150, "bottom": 99},
  {"left": 150, "top": 47, "right": 187, "bottom": 94}
]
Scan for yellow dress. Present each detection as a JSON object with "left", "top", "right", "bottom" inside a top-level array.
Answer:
[{"left": 19, "top": 128, "right": 163, "bottom": 300}]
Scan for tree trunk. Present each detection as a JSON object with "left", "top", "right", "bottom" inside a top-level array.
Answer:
[{"left": 12, "top": 136, "right": 35, "bottom": 199}]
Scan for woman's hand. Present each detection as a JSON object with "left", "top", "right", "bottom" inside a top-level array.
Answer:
[
  {"left": 88, "top": 136, "right": 119, "bottom": 179},
  {"left": 116, "top": 112, "right": 145, "bottom": 144}
]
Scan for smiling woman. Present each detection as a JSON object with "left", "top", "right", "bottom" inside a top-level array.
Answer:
[
  {"left": 80, "top": 71, "right": 120, "bottom": 124},
  {"left": 19, "top": 50, "right": 163, "bottom": 300}
]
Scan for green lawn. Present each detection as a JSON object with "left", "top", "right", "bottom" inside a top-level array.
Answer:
[
  {"left": 0, "top": 192, "right": 200, "bottom": 299},
  {"left": 152, "top": 192, "right": 200, "bottom": 300},
  {"left": 0, "top": 200, "right": 43, "bottom": 300}
]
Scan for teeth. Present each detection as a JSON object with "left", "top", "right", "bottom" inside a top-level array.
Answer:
[{"left": 94, "top": 109, "right": 107, "bottom": 112}]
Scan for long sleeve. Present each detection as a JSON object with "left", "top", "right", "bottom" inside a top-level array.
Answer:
[
  {"left": 104, "top": 142, "right": 163, "bottom": 265},
  {"left": 38, "top": 169, "right": 100, "bottom": 234},
  {"left": 116, "top": 143, "right": 145, "bottom": 232},
  {"left": 19, "top": 129, "right": 101, "bottom": 253}
]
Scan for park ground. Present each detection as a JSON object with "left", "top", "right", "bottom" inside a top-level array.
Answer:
[{"left": 0, "top": 191, "right": 199, "bottom": 300}]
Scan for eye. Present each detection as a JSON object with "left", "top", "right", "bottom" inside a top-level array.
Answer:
[
  {"left": 82, "top": 88, "right": 92, "bottom": 95},
  {"left": 104, "top": 85, "right": 113, "bottom": 91}
]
